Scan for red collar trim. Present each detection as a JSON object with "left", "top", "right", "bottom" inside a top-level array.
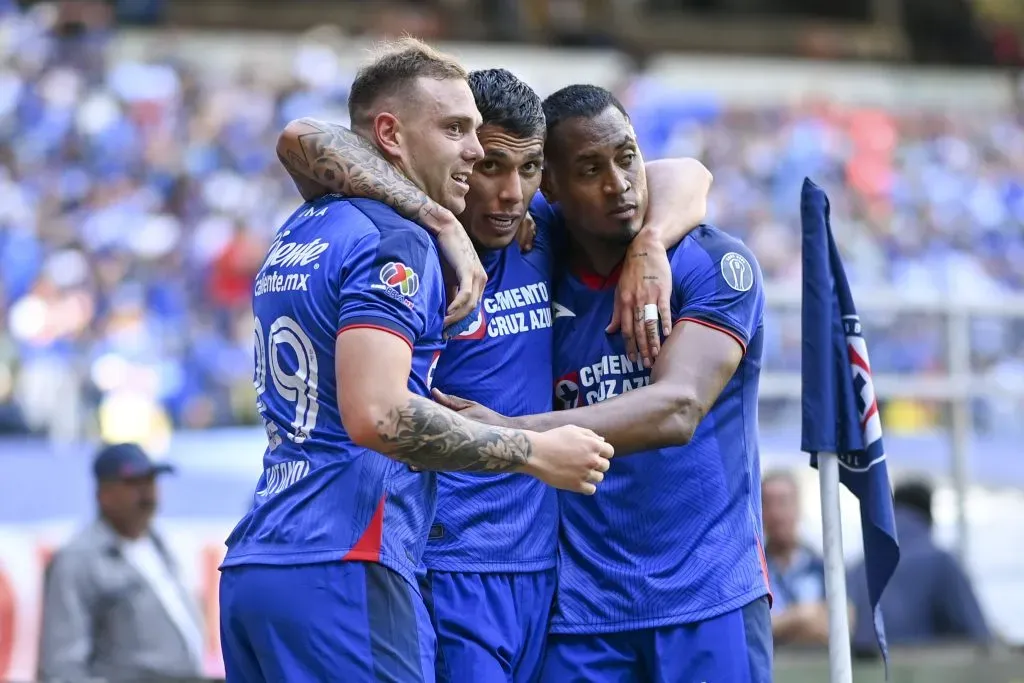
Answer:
[{"left": 572, "top": 259, "right": 624, "bottom": 290}]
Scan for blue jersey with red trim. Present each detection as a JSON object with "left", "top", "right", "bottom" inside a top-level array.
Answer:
[
  {"left": 549, "top": 224, "right": 770, "bottom": 633},
  {"left": 222, "top": 195, "right": 446, "bottom": 588},
  {"left": 422, "top": 198, "right": 559, "bottom": 572}
]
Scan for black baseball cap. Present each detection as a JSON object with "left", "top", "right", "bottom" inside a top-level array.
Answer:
[{"left": 93, "top": 443, "right": 175, "bottom": 481}]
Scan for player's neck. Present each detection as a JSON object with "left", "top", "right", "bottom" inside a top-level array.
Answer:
[{"left": 568, "top": 236, "right": 626, "bottom": 278}]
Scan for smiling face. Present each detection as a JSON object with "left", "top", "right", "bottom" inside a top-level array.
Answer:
[
  {"left": 347, "top": 39, "right": 483, "bottom": 215},
  {"left": 399, "top": 76, "right": 484, "bottom": 215},
  {"left": 542, "top": 105, "right": 648, "bottom": 246},
  {"left": 461, "top": 124, "right": 544, "bottom": 250}
]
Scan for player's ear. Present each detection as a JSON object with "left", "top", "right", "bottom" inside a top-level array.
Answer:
[{"left": 372, "top": 112, "right": 402, "bottom": 158}]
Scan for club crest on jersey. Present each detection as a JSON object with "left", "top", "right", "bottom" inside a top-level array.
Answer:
[
  {"left": 554, "top": 372, "right": 581, "bottom": 410},
  {"left": 449, "top": 307, "right": 487, "bottom": 341},
  {"left": 379, "top": 261, "right": 420, "bottom": 297},
  {"left": 720, "top": 252, "right": 753, "bottom": 292}
]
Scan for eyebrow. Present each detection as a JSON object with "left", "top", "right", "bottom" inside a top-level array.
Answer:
[
  {"left": 445, "top": 114, "right": 482, "bottom": 129},
  {"left": 573, "top": 135, "right": 636, "bottom": 163},
  {"left": 484, "top": 148, "right": 543, "bottom": 161}
]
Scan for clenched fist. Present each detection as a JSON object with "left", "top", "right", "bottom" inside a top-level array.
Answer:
[{"left": 523, "top": 426, "right": 614, "bottom": 495}]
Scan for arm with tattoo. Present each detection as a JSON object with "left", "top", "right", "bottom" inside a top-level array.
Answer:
[
  {"left": 338, "top": 328, "right": 613, "bottom": 494},
  {"left": 376, "top": 394, "right": 533, "bottom": 472},
  {"left": 277, "top": 118, "right": 455, "bottom": 236},
  {"left": 278, "top": 118, "right": 487, "bottom": 330}
]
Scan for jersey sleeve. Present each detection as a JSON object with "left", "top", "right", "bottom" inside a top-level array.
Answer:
[
  {"left": 336, "top": 224, "right": 435, "bottom": 349},
  {"left": 670, "top": 232, "right": 764, "bottom": 352},
  {"left": 528, "top": 193, "right": 567, "bottom": 266}
]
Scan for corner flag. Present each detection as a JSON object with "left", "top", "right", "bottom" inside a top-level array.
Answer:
[{"left": 800, "top": 178, "right": 901, "bottom": 675}]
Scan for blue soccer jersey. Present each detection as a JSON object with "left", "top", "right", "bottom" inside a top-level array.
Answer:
[
  {"left": 422, "top": 197, "right": 558, "bottom": 573},
  {"left": 222, "top": 195, "right": 447, "bottom": 588},
  {"left": 549, "top": 224, "right": 771, "bottom": 634}
]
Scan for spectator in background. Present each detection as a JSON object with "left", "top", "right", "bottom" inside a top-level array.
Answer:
[
  {"left": 762, "top": 469, "right": 832, "bottom": 647},
  {"left": 848, "top": 478, "right": 992, "bottom": 656},
  {"left": 38, "top": 443, "right": 204, "bottom": 682}
]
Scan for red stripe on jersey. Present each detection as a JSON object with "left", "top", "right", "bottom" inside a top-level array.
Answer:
[
  {"left": 337, "top": 324, "right": 413, "bottom": 352},
  {"left": 672, "top": 317, "right": 747, "bottom": 355},
  {"left": 343, "top": 494, "right": 387, "bottom": 563},
  {"left": 755, "top": 533, "right": 774, "bottom": 609}
]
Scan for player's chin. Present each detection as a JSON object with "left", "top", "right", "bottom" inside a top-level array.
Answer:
[
  {"left": 594, "top": 219, "right": 640, "bottom": 245},
  {"left": 442, "top": 193, "right": 467, "bottom": 216},
  {"left": 471, "top": 221, "right": 520, "bottom": 251},
  {"left": 616, "top": 218, "right": 643, "bottom": 244},
  {"left": 443, "top": 182, "right": 471, "bottom": 215}
]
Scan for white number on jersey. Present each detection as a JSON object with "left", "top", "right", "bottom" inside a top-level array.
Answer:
[{"left": 253, "top": 315, "right": 320, "bottom": 443}]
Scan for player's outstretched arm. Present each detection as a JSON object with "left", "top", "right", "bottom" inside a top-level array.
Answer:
[
  {"left": 337, "top": 328, "right": 613, "bottom": 493},
  {"left": 435, "top": 321, "right": 741, "bottom": 455},
  {"left": 612, "top": 158, "right": 714, "bottom": 367},
  {"left": 277, "top": 118, "right": 486, "bottom": 329}
]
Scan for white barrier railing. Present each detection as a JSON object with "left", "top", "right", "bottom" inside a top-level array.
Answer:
[{"left": 761, "top": 286, "right": 1024, "bottom": 564}]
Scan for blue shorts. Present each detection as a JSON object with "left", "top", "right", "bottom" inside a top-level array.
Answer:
[
  {"left": 541, "top": 596, "right": 773, "bottom": 683},
  {"left": 421, "top": 569, "right": 556, "bottom": 683},
  {"left": 220, "top": 561, "right": 435, "bottom": 683}
]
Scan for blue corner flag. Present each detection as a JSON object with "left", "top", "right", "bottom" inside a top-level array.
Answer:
[{"left": 800, "top": 178, "right": 901, "bottom": 665}]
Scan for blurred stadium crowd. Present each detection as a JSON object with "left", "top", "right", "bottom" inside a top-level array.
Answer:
[{"left": 1, "top": 0, "right": 1023, "bottom": 443}]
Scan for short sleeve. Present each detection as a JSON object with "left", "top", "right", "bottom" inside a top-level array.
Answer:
[
  {"left": 528, "top": 193, "right": 567, "bottom": 265},
  {"left": 337, "top": 226, "right": 435, "bottom": 349},
  {"left": 670, "top": 230, "right": 764, "bottom": 352}
]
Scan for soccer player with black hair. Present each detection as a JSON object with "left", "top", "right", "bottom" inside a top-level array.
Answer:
[{"left": 440, "top": 84, "right": 773, "bottom": 681}]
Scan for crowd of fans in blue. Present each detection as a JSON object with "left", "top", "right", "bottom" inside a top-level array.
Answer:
[{"left": 1, "top": 1, "right": 1022, "bottom": 437}]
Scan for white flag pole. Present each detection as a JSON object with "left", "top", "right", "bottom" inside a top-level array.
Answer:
[{"left": 819, "top": 451, "right": 854, "bottom": 683}]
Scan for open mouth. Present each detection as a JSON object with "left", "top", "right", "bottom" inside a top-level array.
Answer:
[
  {"left": 484, "top": 214, "right": 521, "bottom": 233},
  {"left": 451, "top": 172, "right": 470, "bottom": 191},
  {"left": 609, "top": 204, "right": 637, "bottom": 219}
]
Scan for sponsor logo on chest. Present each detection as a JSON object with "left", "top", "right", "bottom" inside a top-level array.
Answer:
[
  {"left": 452, "top": 281, "right": 552, "bottom": 341},
  {"left": 555, "top": 353, "right": 650, "bottom": 408}
]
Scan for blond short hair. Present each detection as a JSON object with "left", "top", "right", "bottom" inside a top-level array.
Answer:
[{"left": 348, "top": 37, "right": 467, "bottom": 127}]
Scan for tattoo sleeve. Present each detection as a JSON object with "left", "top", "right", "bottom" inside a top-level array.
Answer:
[
  {"left": 281, "top": 118, "right": 449, "bottom": 233},
  {"left": 376, "top": 395, "right": 533, "bottom": 472}
]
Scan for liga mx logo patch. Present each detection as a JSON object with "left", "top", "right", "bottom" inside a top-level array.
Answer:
[
  {"left": 380, "top": 261, "right": 420, "bottom": 297},
  {"left": 554, "top": 372, "right": 580, "bottom": 410}
]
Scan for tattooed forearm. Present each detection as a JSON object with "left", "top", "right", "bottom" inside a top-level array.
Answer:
[
  {"left": 277, "top": 151, "right": 329, "bottom": 202},
  {"left": 376, "top": 395, "right": 533, "bottom": 472},
  {"left": 280, "top": 118, "right": 450, "bottom": 233}
]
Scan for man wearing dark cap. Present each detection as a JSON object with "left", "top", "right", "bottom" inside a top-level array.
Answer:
[{"left": 37, "top": 443, "right": 205, "bottom": 682}]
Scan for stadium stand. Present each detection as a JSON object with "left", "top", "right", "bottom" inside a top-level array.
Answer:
[{"left": 1, "top": 2, "right": 1022, "bottom": 444}]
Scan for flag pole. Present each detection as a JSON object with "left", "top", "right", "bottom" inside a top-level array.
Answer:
[{"left": 819, "top": 451, "right": 854, "bottom": 683}]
